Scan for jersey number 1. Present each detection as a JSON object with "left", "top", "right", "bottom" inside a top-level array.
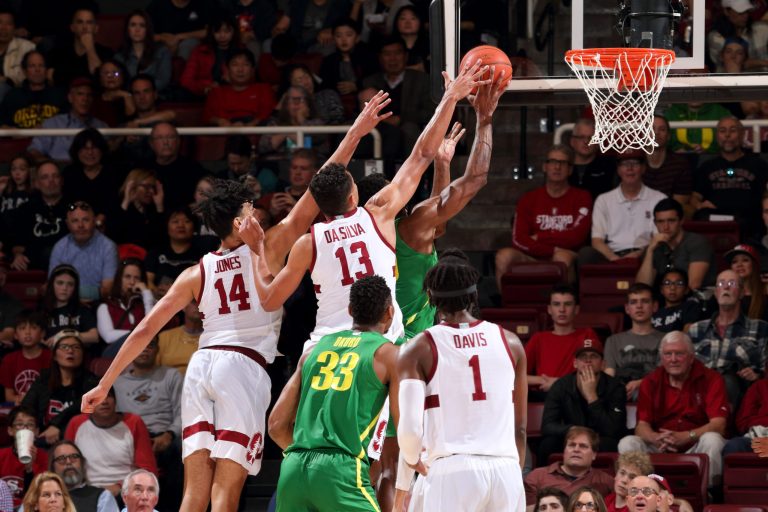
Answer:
[
  {"left": 468, "top": 355, "right": 487, "bottom": 401},
  {"left": 335, "top": 241, "right": 373, "bottom": 286},
  {"left": 213, "top": 274, "right": 251, "bottom": 314}
]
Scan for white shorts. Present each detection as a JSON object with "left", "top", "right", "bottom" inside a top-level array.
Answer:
[
  {"left": 181, "top": 347, "right": 271, "bottom": 476},
  {"left": 409, "top": 455, "right": 524, "bottom": 512}
]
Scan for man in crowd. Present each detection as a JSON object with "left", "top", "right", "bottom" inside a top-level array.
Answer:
[
  {"left": 0, "top": 50, "right": 67, "bottom": 128},
  {"left": 605, "top": 284, "right": 665, "bottom": 400},
  {"left": 27, "top": 78, "right": 107, "bottom": 162},
  {"left": 50, "top": 440, "right": 119, "bottom": 512},
  {"left": 688, "top": 268, "right": 768, "bottom": 410},
  {"left": 618, "top": 331, "right": 729, "bottom": 487},
  {"left": 48, "top": 7, "right": 112, "bottom": 88},
  {"left": 524, "top": 426, "right": 614, "bottom": 511},
  {"left": 636, "top": 198, "right": 715, "bottom": 290},
  {"left": 126, "top": 75, "right": 177, "bottom": 128},
  {"left": 525, "top": 285, "right": 600, "bottom": 398},
  {"left": 48, "top": 201, "right": 117, "bottom": 303},
  {"left": 147, "top": 0, "right": 211, "bottom": 60},
  {"left": 8, "top": 161, "right": 69, "bottom": 271},
  {"left": 692, "top": 116, "right": 768, "bottom": 238},
  {"left": 604, "top": 452, "right": 654, "bottom": 512},
  {"left": 258, "top": 149, "right": 318, "bottom": 224},
  {"left": 578, "top": 150, "right": 666, "bottom": 265},
  {"left": 494, "top": 144, "right": 592, "bottom": 287},
  {"left": 539, "top": 339, "right": 626, "bottom": 463},
  {"left": 121, "top": 469, "right": 159, "bottom": 512},
  {"left": 568, "top": 118, "right": 616, "bottom": 199}
]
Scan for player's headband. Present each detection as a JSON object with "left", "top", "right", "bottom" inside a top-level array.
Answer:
[{"left": 429, "top": 284, "right": 477, "bottom": 298}]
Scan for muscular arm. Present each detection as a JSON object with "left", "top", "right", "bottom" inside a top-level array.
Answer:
[
  {"left": 252, "top": 234, "right": 313, "bottom": 311},
  {"left": 636, "top": 243, "right": 657, "bottom": 286},
  {"left": 505, "top": 328, "right": 528, "bottom": 468},
  {"left": 268, "top": 354, "right": 308, "bottom": 450},
  {"left": 396, "top": 333, "right": 433, "bottom": 465},
  {"left": 81, "top": 266, "right": 198, "bottom": 411}
]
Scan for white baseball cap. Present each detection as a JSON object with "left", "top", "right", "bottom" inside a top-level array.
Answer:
[{"left": 723, "top": 0, "right": 756, "bottom": 13}]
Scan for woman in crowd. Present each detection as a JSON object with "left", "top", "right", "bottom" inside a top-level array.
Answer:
[
  {"left": 115, "top": 9, "right": 172, "bottom": 93},
  {"left": 281, "top": 64, "right": 344, "bottom": 124},
  {"left": 394, "top": 5, "right": 429, "bottom": 72},
  {"left": 111, "top": 168, "right": 165, "bottom": 249},
  {"left": 62, "top": 128, "right": 123, "bottom": 224},
  {"left": 22, "top": 330, "right": 98, "bottom": 445},
  {"left": 726, "top": 244, "right": 767, "bottom": 320},
  {"left": 258, "top": 85, "right": 329, "bottom": 158},
  {"left": 0, "top": 153, "right": 33, "bottom": 216},
  {"left": 21, "top": 472, "right": 76, "bottom": 512},
  {"left": 567, "top": 487, "right": 607, "bottom": 512},
  {"left": 43, "top": 265, "right": 98, "bottom": 346},
  {"left": 536, "top": 487, "right": 568, "bottom": 511},
  {"left": 92, "top": 59, "right": 136, "bottom": 127},
  {"left": 191, "top": 176, "right": 219, "bottom": 240},
  {"left": 97, "top": 259, "right": 155, "bottom": 357},
  {"left": 181, "top": 15, "right": 241, "bottom": 97}
]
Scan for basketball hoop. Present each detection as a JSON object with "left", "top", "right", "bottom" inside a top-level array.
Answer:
[{"left": 565, "top": 48, "right": 675, "bottom": 154}]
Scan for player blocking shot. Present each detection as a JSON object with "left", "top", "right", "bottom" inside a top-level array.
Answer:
[
  {"left": 268, "top": 275, "right": 400, "bottom": 512},
  {"left": 396, "top": 250, "right": 528, "bottom": 512},
  {"left": 79, "top": 93, "right": 393, "bottom": 512}
]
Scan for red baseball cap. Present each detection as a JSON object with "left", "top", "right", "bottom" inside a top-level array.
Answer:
[
  {"left": 724, "top": 243, "right": 759, "bottom": 265},
  {"left": 647, "top": 473, "right": 673, "bottom": 494}
]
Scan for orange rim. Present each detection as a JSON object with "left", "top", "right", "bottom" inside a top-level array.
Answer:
[{"left": 565, "top": 48, "right": 676, "bottom": 70}]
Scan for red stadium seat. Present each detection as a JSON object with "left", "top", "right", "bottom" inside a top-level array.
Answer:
[
  {"left": 683, "top": 221, "right": 740, "bottom": 272},
  {"left": 480, "top": 308, "right": 545, "bottom": 343},
  {"left": 89, "top": 357, "right": 114, "bottom": 378},
  {"left": 703, "top": 506, "right": 768, "bottom": 512},
  {"left": 547, "top": 452, "right": 618, "bottom": 475},
  {"left": 724, "top": 453, "right": 768, "bottom": 505},
  {"left": 579, "top": 260, "right": 640, "bottom": 312},
  {"left": 572, "top": 311, "right": 625, "bottom": 341},
  {"left": 500, "top": 261, "right": 567, "bottom": 309},
  {"left": 95, "top": 14, "right": 127, "bottom": 52},
  {"left": 4, "top": 282, "right": 44, "bottom": 310},
  {"left": 649, "top": 453, "right": 709, "bottom": 511},
  {"left": 527, "top": 402, "right": 545, "bottom": 439}
]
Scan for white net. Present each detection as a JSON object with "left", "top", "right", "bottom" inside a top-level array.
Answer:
[{"left": 565, "top": 48, "right": 675, "bottom": 154}]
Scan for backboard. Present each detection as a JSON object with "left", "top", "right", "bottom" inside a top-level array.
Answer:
[{"left": 431, "top": 0, "right": 768, "bottom": 105}]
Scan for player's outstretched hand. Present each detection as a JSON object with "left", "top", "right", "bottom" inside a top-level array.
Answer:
[
  {"left": 82, "top": 384, "right": 109, "bottom": 413},
  {"left": 351, "top": 90, "right": 393, "bottom": 137},
  {"left": 469, "top": 66, "right": 507, "bottom": 120},
  {"left": 442, "top": 58, "right": 489, "bottom": 101},
  {"left": 238, "top": 214, "right": 265, "bottom": 256},
  {"left": 436, "top": 122, "right": 465, "bottom": 165}
]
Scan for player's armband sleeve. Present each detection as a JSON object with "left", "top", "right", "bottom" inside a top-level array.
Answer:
[{"left": 397, "top": 378, "right": 426, "bottom": 466}]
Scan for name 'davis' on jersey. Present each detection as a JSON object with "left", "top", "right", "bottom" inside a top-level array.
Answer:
[
  {"left": 453, "top": 332, "right": 487, "bottom": 349},
  {"left": 324, "top": 223, "right": 366, "bottom": 243},
  {"left": 214, "top": 255, "right": 242, "bottom": 274}
]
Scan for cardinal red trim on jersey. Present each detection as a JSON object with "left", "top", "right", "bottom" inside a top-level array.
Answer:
[
  {"left": 183, "top": 420, "right": 215, "bottom": 439},
  {"left": 215, "top": 429, "right": 251, "bottom": 448},
  {"left": 424, "top": 330, "right": 438, "bottom": 384},
  {"left": 362, "top": 207, "right": 395, "bottom": 253},
  {"left": 441, "top": 319, "right": 484, "bottom": 328},
  {"left": 197, "top": 259, "right": 206, "bottom": 304},
  {"left": 498, "top": 325, "right": 516, "bottom": 371},
  {"left": 205, "top": 345, "right": 268, "bottom": 369},
  {"left": 424, "top": 394, "right": 440, "bottom": 409},
  {"left": 309, "top": 225, "right": 318, "bottom": 273}
]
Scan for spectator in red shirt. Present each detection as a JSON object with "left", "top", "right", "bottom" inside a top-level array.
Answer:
[
  {"left": 180, "top": 14, "right": 240, "bottom": 97},
  {"left": 1, "top": 311, "right": 51, "bottom": 404},
  {"left": 65, "top": 387, "right": 157, "bottom": 498},
  {"left": 618, "top": 330, "right": 729, "bottom": 487},
  {"left": 203, "top": 49, "right": 275, "bottom": 127},
  {"left": 495, "top": 144, "right": 592, "bottom": 288},
  {"left": 0, "top": 406, "right": 49, "bottom": 508},
  {"left": 604, "top": 452, "right": 654, "bottom": 512}
]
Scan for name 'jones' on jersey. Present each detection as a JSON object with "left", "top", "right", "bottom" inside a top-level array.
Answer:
[{"left": 310, "top": 207, "right": 403, "bottom": 342}]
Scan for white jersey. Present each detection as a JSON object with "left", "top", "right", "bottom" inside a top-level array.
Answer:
[
  {"left": 197, "top": 244, "right": 281, "bottom": 362},
  {"left": 421, "top": 321, "right": 519, "bottom": 464},
  {"left": 309, "top": 207, "right": 403, "bottom": 342}
]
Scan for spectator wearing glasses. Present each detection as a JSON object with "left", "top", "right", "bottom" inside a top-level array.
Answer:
[
  {"left": 120, "top": 469, "right": 159, "bottom": 512},
  {"left": 566, "top": 486, "right": 607, "bottom": 512},
  {"left": 92, "top": 60, "right": 136, "bottom": 127},
  {"left": 258, "top": 85, "right": 329, "bottom": 159},
  {"left": 624, "top": 475, "right": 662, "bottom": 512},
  {"left": 50, "top": 440, "right": 119, "bottom": 512},
  {"left": 688, "top": 268, "right": 768, "bottom": 409},
  {"left": 650, "top": 268, "right": 704, "bottom": 333},
  {"left": 567, "top": 118, "right": 616, "bottom": 200},
  {"left": 48, "top": 201, "right": 118, "bottom": 303},
  {"left": 605, "top": 284, "right": 665, "bottom": 400},
  {"left": 578, "top": 150, "right": 665, "bottom": 266},
  {"left": 618, "top": 331, "right": 728, "bottom": 488},
  {"left": 0, "top": 406, "right": 49, "bottom": 508},
  {"left": 21, "top": 330, "right": 99, "bottom": 446},
  {"left": 636, "top": 198, "right": 715, "bottom": 291},
  {"left": 494, "top": 144, "right": 592, "bottom": 288}
]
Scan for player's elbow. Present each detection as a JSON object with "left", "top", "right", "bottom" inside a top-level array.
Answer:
[{"left": 267, "top": 414, "right": 292, "bottom": 449}]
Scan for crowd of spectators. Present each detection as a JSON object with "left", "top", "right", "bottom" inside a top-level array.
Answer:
[{"left": 0, "top": 0, "right": 766, "bottom": 510}]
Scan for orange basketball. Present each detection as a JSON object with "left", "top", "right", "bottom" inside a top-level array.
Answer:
[{"left": 459, "top": 45, "right": 513, "bottom": 89}]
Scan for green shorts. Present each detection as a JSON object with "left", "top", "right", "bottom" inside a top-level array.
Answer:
[{"left": 276, "top": 450, "right": 380, "bottom": 512}]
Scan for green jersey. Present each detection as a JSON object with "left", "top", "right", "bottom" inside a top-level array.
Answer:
[
  {"left": 395, "top": 219, "right": 438, "bottom": 339},
  {"left": 287, "top": 330, "right": 389, "bottom": 461}
]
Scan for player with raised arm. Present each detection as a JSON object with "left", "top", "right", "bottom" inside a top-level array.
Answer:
[
  {"left": 78, "top": 93, "right": 392, "bottom": 512},
  {"left": 237, "top": 58, "right": 489, "bottom": 350},
  {"left": 268, "top": 275, "right": 400, "bottom": 512},
  {"left": 396, "top": 250, "right": 528, "bottom": 511},
  {"left": 354, "top": 71, "right": 506, "bottom": 507}
]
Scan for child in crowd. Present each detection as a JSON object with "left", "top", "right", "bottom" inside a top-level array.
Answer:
[{"left": 0, "top": 311, "right": 51, "bottom": 405}]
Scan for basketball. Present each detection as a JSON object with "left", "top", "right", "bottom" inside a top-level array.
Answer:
[{"left": 459, "top": 45, "right": 513, "bottom": 88}]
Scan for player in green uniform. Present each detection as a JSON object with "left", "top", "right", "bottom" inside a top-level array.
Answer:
[
  {"left": 268, "top": 275, "right": 400, "bottom": 512},
  {"left": 356, "top": 69, "right": 506, "bottom": 507}
]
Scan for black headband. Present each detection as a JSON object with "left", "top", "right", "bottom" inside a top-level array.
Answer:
[{"left": 429, "top": 284, "right": 477, "bottom": 298}]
